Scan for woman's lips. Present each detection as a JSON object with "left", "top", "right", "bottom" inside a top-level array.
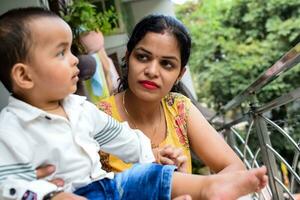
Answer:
[{"left": 139, "top": 80, "right": 159, "bottom": 90}]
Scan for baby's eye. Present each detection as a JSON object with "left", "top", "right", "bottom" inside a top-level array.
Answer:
[{"left": 57, "top": 50, "right": 65, "bottom": 57}]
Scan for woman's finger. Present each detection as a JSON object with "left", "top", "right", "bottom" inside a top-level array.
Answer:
[
  {"left": 36, "top": 165, "right": 55, "bottom": 179},
  {"left": 160, "top": 156, "right": 175, "bottom": 165},
  {"left": 160, "top": 146, "right": 182, "bottom": 159},
  {"left": 171, "top": 148, "right": 183, "bottom": 159},
  {"left": 176, "top": 155, "right": 188, "bottom": 173},
  {"left": 50, "top": 178, "right": 65, "bottom": 187}
]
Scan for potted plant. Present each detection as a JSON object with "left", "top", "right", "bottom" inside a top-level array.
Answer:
[{"left": 62, "top": 0, "right": 119, "bottom": 53}]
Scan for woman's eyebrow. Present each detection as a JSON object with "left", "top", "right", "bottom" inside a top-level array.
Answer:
[
  {"left": 161, "top": 55, "right": 179, "bottom": 62},
  {"left": 135, "top": 47, "right": 152, "bottom": 54},
  {"left": 135, "top": 47, "right": 179, "bottom": 62}
]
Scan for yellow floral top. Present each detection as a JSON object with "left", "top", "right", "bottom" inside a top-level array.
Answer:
[{"left": 97, "top": 92, "right": 192, "bottom": 173}]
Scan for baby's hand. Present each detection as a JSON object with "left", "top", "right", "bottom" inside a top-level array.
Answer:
[{"left": 154, "top": 145, "right": 188, "bottom": 173}]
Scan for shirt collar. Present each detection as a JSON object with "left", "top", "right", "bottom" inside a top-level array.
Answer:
[{"left": 7, "top": 94, "right": 87, "bottom": 122}]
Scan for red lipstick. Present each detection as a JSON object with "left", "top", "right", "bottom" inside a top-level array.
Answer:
[{"left": 139, "top": 80, "right": 159, "bottom": 90}]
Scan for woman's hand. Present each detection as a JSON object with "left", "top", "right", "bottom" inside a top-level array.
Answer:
[
  {"left": 79, "top": 31, "right": 104, "bottom": 54},
  {"left": 36, "top": 165, "right": 64, "bottom": 187},
  {"left": 154, "top": 145, "right": 188, "bottom": 173}
]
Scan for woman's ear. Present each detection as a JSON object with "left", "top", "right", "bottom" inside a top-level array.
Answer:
[
  {"left": 11, "top": 63, "right": 34, "bottom": 90},
  {"left": 176, "top": 67, "right": 186, "bottom": 83}
]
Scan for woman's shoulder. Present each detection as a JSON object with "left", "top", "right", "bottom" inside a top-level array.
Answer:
[
  {"left": 163, "top": 92, "right": 191, "bottom": 107},
  {"left": 96, "top": 95, "right": 117, "bottom": 116}
]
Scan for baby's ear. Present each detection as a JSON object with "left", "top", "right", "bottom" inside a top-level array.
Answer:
[{"left": 11, "top": 63, "right": 34, "bottom": 90}]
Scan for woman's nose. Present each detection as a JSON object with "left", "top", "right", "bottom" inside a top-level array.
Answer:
[{"left": 144, "top": 61, "right": 159, "bottom": 77}]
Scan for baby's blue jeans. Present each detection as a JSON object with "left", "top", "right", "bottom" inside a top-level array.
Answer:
[{"left": 74, "top": 163, "right": 176, "bottom": 200}]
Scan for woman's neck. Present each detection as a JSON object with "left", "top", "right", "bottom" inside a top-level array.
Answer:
[
  {"left": 121, "top": 90, "right": 161, "bottom": 124},
  {"left": 120, "top": 89, "right": 165, "bottom": 148}
]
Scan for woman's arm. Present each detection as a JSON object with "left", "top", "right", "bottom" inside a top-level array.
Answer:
[{"left": 187, "top": 103, "right": 245, "bottom": 173}]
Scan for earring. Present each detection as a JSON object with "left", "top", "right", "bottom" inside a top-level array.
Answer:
[{"left": 175, "top": 79, "right": 180, "bottom": 85}]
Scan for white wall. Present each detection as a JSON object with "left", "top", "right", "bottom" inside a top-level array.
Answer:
[
  {"left": 104, "top": 33, "right": 128, "bottom": 62},
  {"left": 129, "top": 0, "right": 176, "bottom": 22},
  {"left": 0, "top": 0, "right": 48, "bottom": 14}
]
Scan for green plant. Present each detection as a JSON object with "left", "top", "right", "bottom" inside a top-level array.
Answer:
[
  {"left": 98, "top": 6, "right": 119, "bottom": 35},
  {"left": 63, "top": 0, "right": 118, "bottom": 36}
]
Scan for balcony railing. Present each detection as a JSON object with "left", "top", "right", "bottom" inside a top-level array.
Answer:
[{"left": 209, "top": 42, "right": 300, "bottom": 200}]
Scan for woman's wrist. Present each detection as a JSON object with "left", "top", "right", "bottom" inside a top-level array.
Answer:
[
  {"left": 153, "top": 148, "right": 161, "bottom": 164},
  {"left": 43, "top": 187, "right": 63, "bottom": 200}
]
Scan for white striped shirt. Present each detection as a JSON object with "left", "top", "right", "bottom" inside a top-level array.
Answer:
[{"left": 0, "top": 94, "right": 154, "bottom": 200}]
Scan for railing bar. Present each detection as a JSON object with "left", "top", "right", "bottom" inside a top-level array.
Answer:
[
  {"left": 216, "top": 114, "right": 249, "bottom": 132},
  {"left": 266, "top": 186, "right": 273, "bottom": 199},
  {"left": 266, "top": 144, "right": 300, "bottom": 183},
  {"left": 259, "top": 191, "right": 268, "bottom": 200},
  {"left": 258, "top": 185, "right": 272, "bottom": 200},
  {"left": 263, "top": 116, "right": 300, "bottom": 153},
  {"left": 233, "top": 146, "right": 251, "bottom": 169},
  {"left": 231, "top": 128, "right": 256, "bottom": 160},
  {"left": 230, "top": 127, "right": 260, "bottom": 168},
  {"left": 243, "top": 120, "right": 254, "bottom": 162},
  {"left": 251, "top": 148, "right": 260, "bottom": 168},
  {"left": 291, "top": 150, "right": 300, "bottom": 193},
  {"left": 274, "top": 177, "right": 295, "bottom": 200},
  {"left": 256, "top": 87, "right": 300, "bottom": 114},
  {"left": 252, "top": 193, "right": 259, "bottom": 200}
]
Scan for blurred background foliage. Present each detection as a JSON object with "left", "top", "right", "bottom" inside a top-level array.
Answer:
[
  {"left": 175, "top": 0, "right": 300, "bottom": 168},
  {"left": 175, "top": 0, "right": 300, "bottom": 110}
]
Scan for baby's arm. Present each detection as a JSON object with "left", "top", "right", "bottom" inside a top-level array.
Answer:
[
  {"left": 0, "top": 137, "right": 60, "bottom": 200},
  {"left": 94, "top": 115, "right": 155, "bottom": 163},
  {"left": 89, "top": 103, "right": 155, "bottom": 163}
]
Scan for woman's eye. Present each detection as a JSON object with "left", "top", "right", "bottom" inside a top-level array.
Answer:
[
  {"left": 161, "top": 60, "right": 174, "bottom": 69},
  {"left": 136, "top": 54, "right": 148, "bottom": 62}
]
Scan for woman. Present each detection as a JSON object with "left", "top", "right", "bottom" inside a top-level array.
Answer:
[{"left": 97, "top": 14, "right": 245, "bottom": 174}]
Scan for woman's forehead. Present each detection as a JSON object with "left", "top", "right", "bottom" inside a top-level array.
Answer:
[{"left": 135, "top": 32, "right": 180, "bottom": 57}]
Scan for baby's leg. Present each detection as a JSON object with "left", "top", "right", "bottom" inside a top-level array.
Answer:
[{"left": 171, "top": 166, "right": 268, "bottom": 200}]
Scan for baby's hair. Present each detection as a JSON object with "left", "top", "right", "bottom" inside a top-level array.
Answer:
[{"left": 0, "top": 7, "right": 59, "bottom": 92}]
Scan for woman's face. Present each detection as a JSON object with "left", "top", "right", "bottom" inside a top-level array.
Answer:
[{"left": 127, "top": 32, "right": 184, "bottom": 102}]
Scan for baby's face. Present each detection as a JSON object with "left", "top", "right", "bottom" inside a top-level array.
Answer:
[{"left": 26, "top": 17, "right": 79, "bottom": 101}]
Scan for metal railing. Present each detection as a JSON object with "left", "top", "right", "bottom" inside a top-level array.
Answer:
[{"left": 210, "top": 42, "right": 300, "bottom": 200}]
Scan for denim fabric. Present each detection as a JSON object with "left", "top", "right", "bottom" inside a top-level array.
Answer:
[{"left": 74, "top": 163, "right": 176, "bottom": 200}]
